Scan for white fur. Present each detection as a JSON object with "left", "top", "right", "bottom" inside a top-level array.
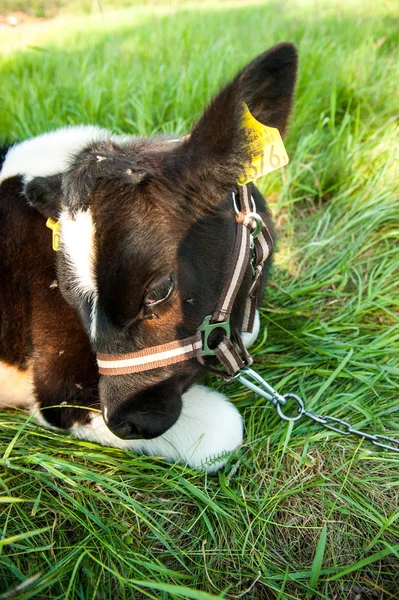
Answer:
[
  {"left": 0, "top": 125, "right": 137, "bottom": 184},
  {"left": 59, "top": 208, "right": 98, "bottom": 338},
  {"left": 0, "top": 126, "right": 109, "bottom": 184},
  {"left": 69, "top": 385, "right": 243, "bottom": 473},
  {"left": 241, "top": 310, "right": 260, "bottom": 349},
  {"left": 0, "top": 361, "right": 34, "bottom": 407}
]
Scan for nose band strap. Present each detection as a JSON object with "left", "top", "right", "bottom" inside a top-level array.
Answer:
[{"left": 97, "top": 333, "right": 202, "bottom": 376}]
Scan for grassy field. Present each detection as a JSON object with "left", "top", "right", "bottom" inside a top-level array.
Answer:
[{"left": 1, "top": 0, "right": 399, "bottom": 598}]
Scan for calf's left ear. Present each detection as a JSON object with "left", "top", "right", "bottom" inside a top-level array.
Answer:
[
  {"left": 177, "top": 42, "right": 298, "bottom": 190},
  {"left": 24, "top": 174, "right": 63, "bottom": 220}
]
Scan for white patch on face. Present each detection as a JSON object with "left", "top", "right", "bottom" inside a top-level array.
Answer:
[
  {"left": 0, "top": 361, "right": 34, "bottom": 407},
  {"left": 71, "top": 384, "right": 243, "bottom": 473},
  {"left": 0, "top": 126, "right": 140, "bottom": 337},
  {"left": 60, "top": 208, "right": 98, "bottom": 338},
  {"left": 241, "top": 309, "right": 260, "bottom": 349}
]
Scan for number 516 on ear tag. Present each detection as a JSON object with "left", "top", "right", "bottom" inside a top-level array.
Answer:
[{"left": 237, "top": 103, "right": 289, "bottom": 186}]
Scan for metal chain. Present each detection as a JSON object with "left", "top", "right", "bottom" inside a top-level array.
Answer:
[{"left": 237, "top": 367, "right": 399, "bottom": 454}]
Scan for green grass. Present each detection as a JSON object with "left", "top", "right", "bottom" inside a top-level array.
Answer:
[{"left": 1, "top": 0, "right": 399, "bottom": 597}]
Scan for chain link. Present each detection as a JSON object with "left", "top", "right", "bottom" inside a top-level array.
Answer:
[{"left": 238, "top": 367, "right": 399, "bottom": 454}]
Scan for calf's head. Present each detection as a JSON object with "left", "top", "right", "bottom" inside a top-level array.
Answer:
[{"left": 25, "top": 43, "right": 298, "bottom": 440}]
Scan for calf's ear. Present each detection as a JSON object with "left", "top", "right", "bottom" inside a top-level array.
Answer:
[
  {"left": 24, "top": 174, "right": 63, "bottom": 220},
  {"left": 180, "top": 42, "right": 298, "bottom": 189}
]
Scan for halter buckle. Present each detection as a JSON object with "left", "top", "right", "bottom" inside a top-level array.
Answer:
[{"left": 197, "top": 315, "right": 231, "bottom": 357}]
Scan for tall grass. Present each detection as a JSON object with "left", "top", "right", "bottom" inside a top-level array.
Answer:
[{"left": 1, "top": 1, "right": 398, "bottom": 598}]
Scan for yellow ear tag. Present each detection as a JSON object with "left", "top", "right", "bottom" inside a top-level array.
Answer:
[
  {"left": 237, "top": 103, "right": 289, "bottom": 186},
  {"left": 46, "top": 218, "right": 61, "bottom": 252}
]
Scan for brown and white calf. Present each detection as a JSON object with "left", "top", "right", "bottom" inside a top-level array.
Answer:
[{"left": 0, "top": 43, "right": 297, "bottom": 471}]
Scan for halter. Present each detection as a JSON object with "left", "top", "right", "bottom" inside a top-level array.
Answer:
[{"left": 97, "top": 184, "right": 274, "bottom": 380}]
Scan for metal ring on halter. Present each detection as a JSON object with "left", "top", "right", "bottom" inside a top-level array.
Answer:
[
  {"left": 276, "top": 393, "right": 305, "bottom": 422},
  {"left": 245, "top": 212, "right": 264, "bottom": 238},
  {"left": 232, "top": 193, "right": 263, "bottom": 238},
  {"left": 232, "top": 191, "right": 256, "bottom": 215}
]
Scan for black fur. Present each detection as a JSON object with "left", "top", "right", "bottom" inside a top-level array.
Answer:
[{"left": 0, "top": 145, "right": 10, "bottom": 170}]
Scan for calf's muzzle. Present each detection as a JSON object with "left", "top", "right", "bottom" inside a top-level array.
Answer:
[{"left": 101, "top": 375, "right": 183, "bottom": 440}]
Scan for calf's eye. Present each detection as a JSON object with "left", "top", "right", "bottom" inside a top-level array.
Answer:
[{"left": 144, "top": 275, "right": 174, "bottom": 307}]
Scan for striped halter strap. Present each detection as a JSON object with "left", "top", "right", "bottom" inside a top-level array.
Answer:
[{"left": 97, "top": 184, "right": 274, "bottom": 380}]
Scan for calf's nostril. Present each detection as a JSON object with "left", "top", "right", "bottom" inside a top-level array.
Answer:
[{"left": 107, "top": 421, "right": 141, "bottom": 440}]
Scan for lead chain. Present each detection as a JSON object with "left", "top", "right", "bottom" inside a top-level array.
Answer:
[{"left": 237, "top": 367, "right": 399, "bottom": 454}]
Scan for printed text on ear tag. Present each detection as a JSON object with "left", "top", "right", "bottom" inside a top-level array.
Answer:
[
  {"left": 46, "top": 218, "right": 61, "bottom": 252},
  {"left": 237, "top": 103, "right": 289, "bottom": 186}
]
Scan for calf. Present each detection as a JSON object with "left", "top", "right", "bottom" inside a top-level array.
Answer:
[{"left": 0, "top": 43, "right": 297, "bottom": 471}]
